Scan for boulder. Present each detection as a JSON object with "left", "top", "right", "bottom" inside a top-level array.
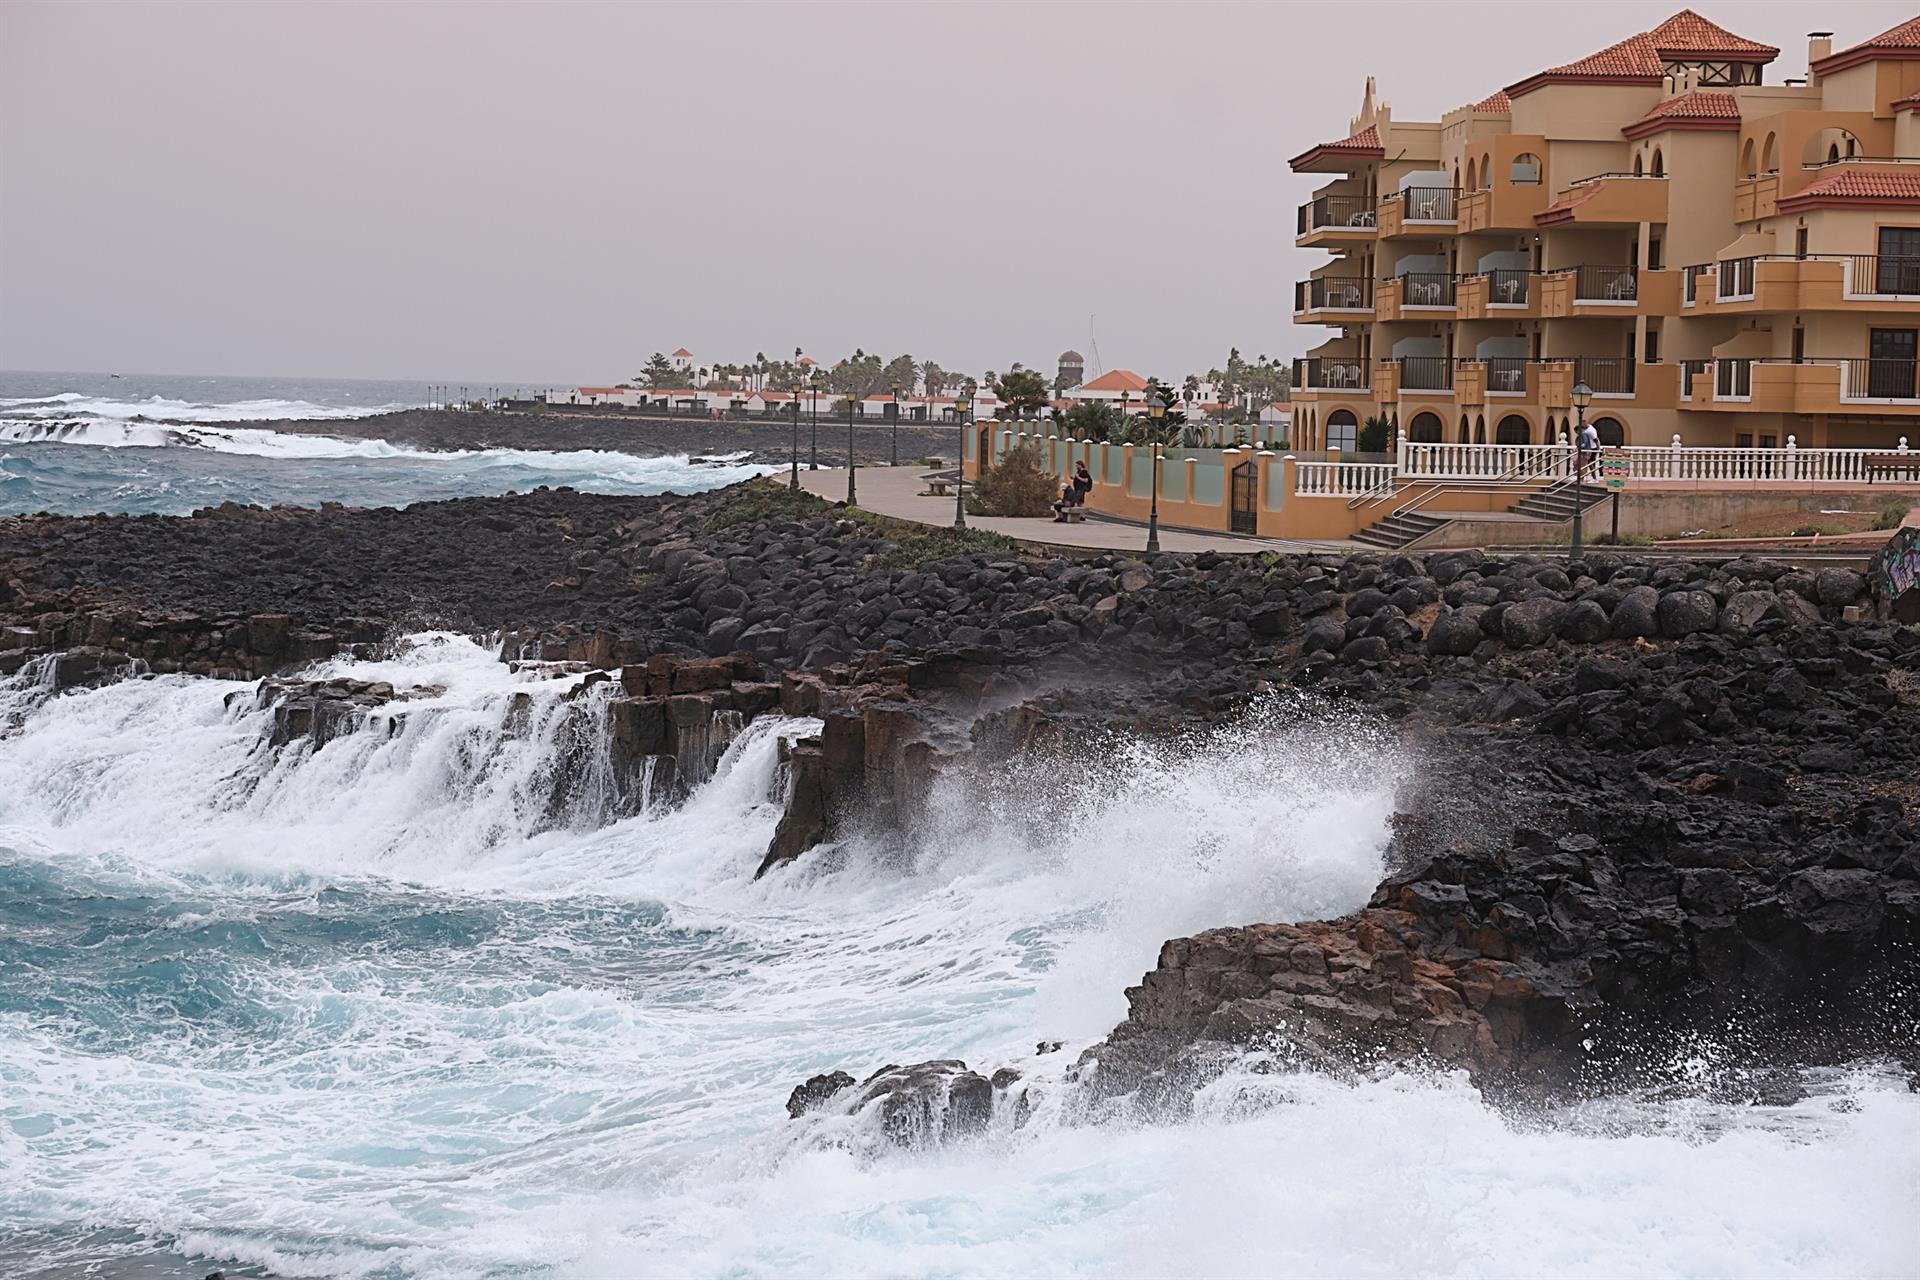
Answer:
[
  {"left": 1656, "top": 589, "right": 1717, "bottom": 638},
  {"left": 1610, "top": 586, "right": 1660, "bottom": 638},
  {"left": 1558, "top": 600, "right": 1609, "bottom": 644},
  {"left": 1500, "top": 598, "right": 1568, "bottom": 648}
]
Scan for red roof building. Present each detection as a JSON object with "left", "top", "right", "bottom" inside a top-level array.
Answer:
[
  {"left": 1812, "top": 16, "right": 1920, "bottom": 74},
  {"left": 1622, "top": 90, "right": 1740, "bottom": 139}
]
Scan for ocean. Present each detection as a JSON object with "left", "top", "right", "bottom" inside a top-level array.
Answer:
[
  {"left": 1, "top": 374, "right": 1917, "bottom": 1277},
  {"left": 0, "top": 636, "right": 1916, "bottom": 1278},
  {"left": 0, "top": 372, "right": 768, "bottom": 515}
]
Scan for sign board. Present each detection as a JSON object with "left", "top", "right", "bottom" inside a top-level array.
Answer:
[{"left": 1600, "top": 449, "right": 1630, "bottom": 492}]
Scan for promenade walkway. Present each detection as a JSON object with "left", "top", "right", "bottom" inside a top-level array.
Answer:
[{"left": 795, "top": 464, "right": 1345, "bottom": 555}]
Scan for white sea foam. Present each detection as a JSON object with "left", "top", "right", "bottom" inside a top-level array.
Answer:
[
  {"left": 0, "top": 391, "right": 403, "bottom": 423},
  {"left": 0, "top": 641, "right": 1914, "bottom": 1278}
]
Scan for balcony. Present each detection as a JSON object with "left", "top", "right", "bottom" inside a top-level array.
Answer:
[
  {"left": 1376, "top": 187, "right": 1459, "bottom": 239},
  {"left": 1687, "top": 358, "right": 1920, "bottom": 415},
  {"left": 1296, "top": 195, "right": 1377, "bottom": 247},
  {"left": 1293, "top": 275, "right": 1374, "bottom": 322},
  {"left": 1686, "top": 255, "right": 1920, "bottom": 314},
  {"left": 1538, "top": 266, "right": 1678, "bottom": 317},
  {"left": 1456, "top": 269, "right": 1536, "bottom": 319},
  {"left": 1376, "top": 273, "right": 1457, "bottom": 320},
  {"left": 1294, "top": 356, "right": 1372, "bottom": 393},
  {"left": 1458, "top": 182, "right": 1552, "bottom": 233},
  {"left": 1534, "top": 173, "right": 1668, "bottom": 227},
  {"left": 1395, "top": 355, "right": 1454, "bottom": 394}
]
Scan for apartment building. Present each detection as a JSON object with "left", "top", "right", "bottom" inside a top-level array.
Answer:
[{"left": 1291, "top": 10, "right": 1920, "bottom": 454}]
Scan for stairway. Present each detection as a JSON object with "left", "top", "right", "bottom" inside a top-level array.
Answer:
[
  {"left": 1349, "top": 509, "right": 1447, "bottom": 549},
  {"left": 1508, "top": 479, "right": 1613, "bottom": 522},
  {"left": 1349, "top": 479, "right": 1613, "bottom": 550}
]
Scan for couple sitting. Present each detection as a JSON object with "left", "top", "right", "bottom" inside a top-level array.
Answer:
[{"left": 1052, "top": 462, "right": 1094, "bottom": 521}]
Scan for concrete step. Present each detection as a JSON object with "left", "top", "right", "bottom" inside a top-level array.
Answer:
[{"left": 1351, "top": 511, "right": 1446, "bottom": 549}]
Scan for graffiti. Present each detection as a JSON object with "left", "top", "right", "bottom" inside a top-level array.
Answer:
[{"left": 1874, "top": 525, "right": 1920, "bottom": 622}]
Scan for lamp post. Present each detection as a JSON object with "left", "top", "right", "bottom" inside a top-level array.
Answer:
[
  {"left": 954, "top": 390, "right": 972, "bottom": 529},
  {"left": 846, "top": 390, "right": 858, "bottom": 506},
  {"left": 1569, "top": 378, "right": 1593, "bottom": 559},
  {"left": 789, "top": 381, "right": 802, "bottom": 491},
  {"left": 891, "top": 382, "right": 902, "bottom": 467},
  {"left": 808, "top": 373, "right": 822, "bottom": 469},
  {"left": 1146, "top": 392, "right": 1166, "bottom": 553}
]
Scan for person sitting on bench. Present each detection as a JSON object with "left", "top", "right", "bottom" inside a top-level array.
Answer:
[{"left": 1052, "top": 478, "right": 1082, "bottom": 522}]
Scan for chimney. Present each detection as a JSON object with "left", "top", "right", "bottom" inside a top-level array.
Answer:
[{"left": 1808, "top": 32, "right": 1833, "bottom": 63}]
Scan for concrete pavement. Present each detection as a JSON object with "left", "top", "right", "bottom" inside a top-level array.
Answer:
[{"left": 793, "top": 463, "right": 1347, "bottom": 555}]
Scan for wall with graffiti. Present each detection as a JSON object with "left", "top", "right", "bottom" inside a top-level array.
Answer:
[{"left": 1874, "top": 525, "right": 1920, "bottom": 623}]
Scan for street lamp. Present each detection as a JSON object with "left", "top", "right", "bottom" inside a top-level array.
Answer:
[
  {"left": 846, "top": 388, "right": 858, "bottom": 506},
  {"left": 809, "top": 373, "right": 823, "bottom": 470},
  {"left": 891, "top": 381, "right": 903, "bottom": 467},
  {"left": 954, "top": 389, "right": 972, "bottom": 529},
  {"left": 1146, "top": 392, "right": 1167, "bottom": 554},
  {"left": 789, "top": 380, "right": 802, "bottom": 491},
  {"left": 1569, "top": 378, "right": 1594, "bottom": 559}
]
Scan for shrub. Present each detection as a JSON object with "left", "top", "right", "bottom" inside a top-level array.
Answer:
[
  {"left": 1874, "top": 498, "right": 1912, "bottom": 531},
  {"left": 1356, "top": 415, "right": 1391, "bottom": 453},
  {"left": 970, "top": 444, "right": 1058, "bottom": 517},
  {"left": 707, "top": 477, "right": 829, "bottom": 531}
]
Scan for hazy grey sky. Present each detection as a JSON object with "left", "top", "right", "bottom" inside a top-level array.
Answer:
[{"left": 1, "top": 0, "right": 1909, "bottom": 384}]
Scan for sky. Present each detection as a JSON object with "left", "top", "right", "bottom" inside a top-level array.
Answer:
[{"left": 1, "top": 0, "right": 1912, "bottom": 385}]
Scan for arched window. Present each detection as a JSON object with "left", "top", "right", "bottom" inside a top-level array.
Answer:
[
  {"left": 1651, "top": 148, "right": 1664, "bottom": 177},
  {"left": 1592, "top": 416, "right": 1626, "bottom": 446},
  {"left": 1459, "top": 413, "right": 1471, "bottom": 442},
  {"left": 1829, "top": 143, "right": 1842, "bottom": 164},
  {"left": 1510, "top": 152, "right": 1542, "bottom": 184},
  {"left": 1741, "top": 138, "right": 1757, "bottom": 179},
  {"left": 1475, "top": 414, "right": 1487, "bottom": 444},
  {"left": 1326, "top": 408, "right": 1358, "bottom": 453},
  {"left": 1408, "top": 413, "right": 1443, "bottom": 443},
  {"left": 1466, "top": 158, "right": 1478, "bottom": 189},
  {"left": 1453, "top": 163, "right": 1461, "bottom": 189},
  {"left": 1496, "top": 414, "right": 1531, "bottom": 445},
  {"left": 1762, "top": 132, "right": 1778, "bottom": 174},
  {"left": 1482, "top": 153, "right": 1492, "bottom": 189},
  {"left": 1634, "top": 154, "right": 1644, "bottom": 176}
]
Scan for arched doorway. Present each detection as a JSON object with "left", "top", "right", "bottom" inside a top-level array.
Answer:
[
  {"left": 1592, "top": 416, "right": 1625, "bottom": 446},
  {"left": 1496, "top": 414, "right": 1531, "bottom": 445},
  {"left": 1325, "top": 409, "right": 1358, "bottom": 453},
  {"left": 1651, "top": 148, "right": 1665, "bottom": 177},
  {"left": 1408, "top": 411, "right": 1443, "bottom": 443}
]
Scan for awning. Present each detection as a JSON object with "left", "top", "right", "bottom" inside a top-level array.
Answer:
[
  {"left": 1712, "top": 229, "right": 1776, "bottom": 261},
  {"left": 1711, "top": 328, "right": 1774, "bottom": 357},
  {"left": 1304, "top": 337, "right": 1362, "bottom": 358}
]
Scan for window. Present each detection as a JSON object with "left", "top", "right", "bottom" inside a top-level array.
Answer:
[
  {"left": 1408, "top": 412, "right": 1443, "bottom": 443},
  {"left": 1634, "top": 154, "right": 1644, "bottom": 177},
  {"left": 1645, "top": 329, "right": 1661, "bottom": 363},
  {"left": 1795, "top": 227, "right": 1808, "bottom": 260},
  {"left": 1762, "top": 133, "right": 1778, "bottom": 174},
  {"left": 1326, "top": 409, "right": 1358, "bottom": 453},
  {"left": 1466, "top": 159, "right": 1477, "bottom": 189},
  {"left": 1510, "top": 152, "right": 1542, "bottom": 184},
  {"left": 1474, "top": 414, "right": 1486, "bottom": 444},
  {"left": 1876, "top": 227, "right": 1920, "bottom": 294},
  {"left": 1648, "top": 237, "right": 1663, "bottom": 270},
  {"left": 1869, "top": 328, "right": 1918, "bottom": 398},
  {"left": 1481, "top": 153, "right": 1492, "bottom": 189},
  {"left": 1793, "top": 327, "right": 1805, "bottom": 363},
  {"left": 1496, "top": 414, "right": 1532, "bottom": 445},
  {"left": 1651, "top": 149, "right": 1664, "bottom": 177},
  {"left": 1592, "top": 417, "right": 1625, "bottom": 446},
  {"left": 1741, "top": 139, "right": 1757, "bottom": 179}
]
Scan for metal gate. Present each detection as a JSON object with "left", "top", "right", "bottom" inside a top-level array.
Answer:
[{"left": 1230, "top": 460, "right": 1257, "bottom": 534}]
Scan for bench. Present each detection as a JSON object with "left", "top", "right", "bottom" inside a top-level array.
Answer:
[
  {"left": 1059, "top": 508, "right": 1087, "bottom": 524},
  {"left": 920, "top": 470, "right": 961, "bottom": 497}
]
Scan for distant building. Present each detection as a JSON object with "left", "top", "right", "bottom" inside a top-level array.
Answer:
[
  {"left": 1066, "top": 368, "right": 1151, "bottom": 409},
  {"left": 1056, "top": 349, "right": 1086, "bottom": 389}
]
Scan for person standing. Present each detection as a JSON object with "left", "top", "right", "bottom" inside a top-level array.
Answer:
[{"left": 1577, "top": 419, "right": 1601, "bottom": 483}]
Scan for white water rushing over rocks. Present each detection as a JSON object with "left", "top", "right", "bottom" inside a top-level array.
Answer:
[{"left": 1, "top": 636, "right": 1916, "bottom": 1277}]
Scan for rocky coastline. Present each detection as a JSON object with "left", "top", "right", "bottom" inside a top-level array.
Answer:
[
  {"left": 256, "top": 407, "right": 958, "bottom": 467},
  {"left": 4, "top": 478, "right": 1915, "bottom": 1135}
]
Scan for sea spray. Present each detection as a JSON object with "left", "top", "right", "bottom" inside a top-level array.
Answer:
[{"left": 1, "top": 642, "right": 1916, "bottom": 1277}]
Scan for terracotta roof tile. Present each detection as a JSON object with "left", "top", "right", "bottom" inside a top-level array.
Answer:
[
  {"left": 1814, "top": 16, "right": 1920, "bottom": 71},
  {"left": 1778, "top": 170, "right": 1920, "bottom": 211},
  {"left": 1894, "top": 89, "right": 1920, "bottom": 111},
  {"left": 1511, "top": 9, "right": 1775, "bottom": 97},
  {"left": 1288, "top": 123, "right": 1385, "bottom": 171},
  {"left": 1470, "top": 89, "right": 1511, "bottom": 113},
  {"left": 1648, "top": 9, "right": 1778, "bottom": 58},
  {"left": 1080, "top": 369, "right": 1151, "bottom": 393},
  {"left": 671, "top": 347, "right": 693, "bottom": 357},
  {"left": 1623, "top": 89, "right": 1741, "bottom": 136}
]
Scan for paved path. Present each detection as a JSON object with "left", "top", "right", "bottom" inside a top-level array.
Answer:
[{"left": 795, "top": 464, "right": 1346, "bottom": 555}]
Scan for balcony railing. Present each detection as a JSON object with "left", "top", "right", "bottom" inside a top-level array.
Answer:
[
  {"left": 1568, "top": 264, "right": 1638, "bottom": 302},
  {"left": 1396, "top": 272, "right": 1457, "bottom": 306},
  {"left": 1683, "top": 264, "right": 1712, "bottom": 304},
  {"left": 1297, "top": 195, "right": 1376, "bottom": 234},
  {"left": 1480, "top": 268, "right": 1530, "bottom": 305},
  {"left": 1480, "top": 356, "right": 1528, "bottom": 393},
  {"left": 1296, "top": 276, "right": 1373, "bottom": 311},
  {"left": 1295, "top": 460, "right": 1398, "bottom": 497},
  {"left": 1396, "top": 355, "right": 1453, "bottom": 390},
  {"left": 1566, "top": 357, "right": 1637, "bottom": 395},
  {"left": 1396, "top": 186, "right": 1458, "bottom": 221},
  {"left": 1844, "top": 255, "right": 1920, "bottom": 298},
  {"left": 1680, "top": 358, "right": 1710, "bottom": 399},
  {"left": 1295, "top": 357, "right": 1370, "bottom": 391},
  {"left": 1840, "top": 357, "right": 1920, "bottom": 400}
]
